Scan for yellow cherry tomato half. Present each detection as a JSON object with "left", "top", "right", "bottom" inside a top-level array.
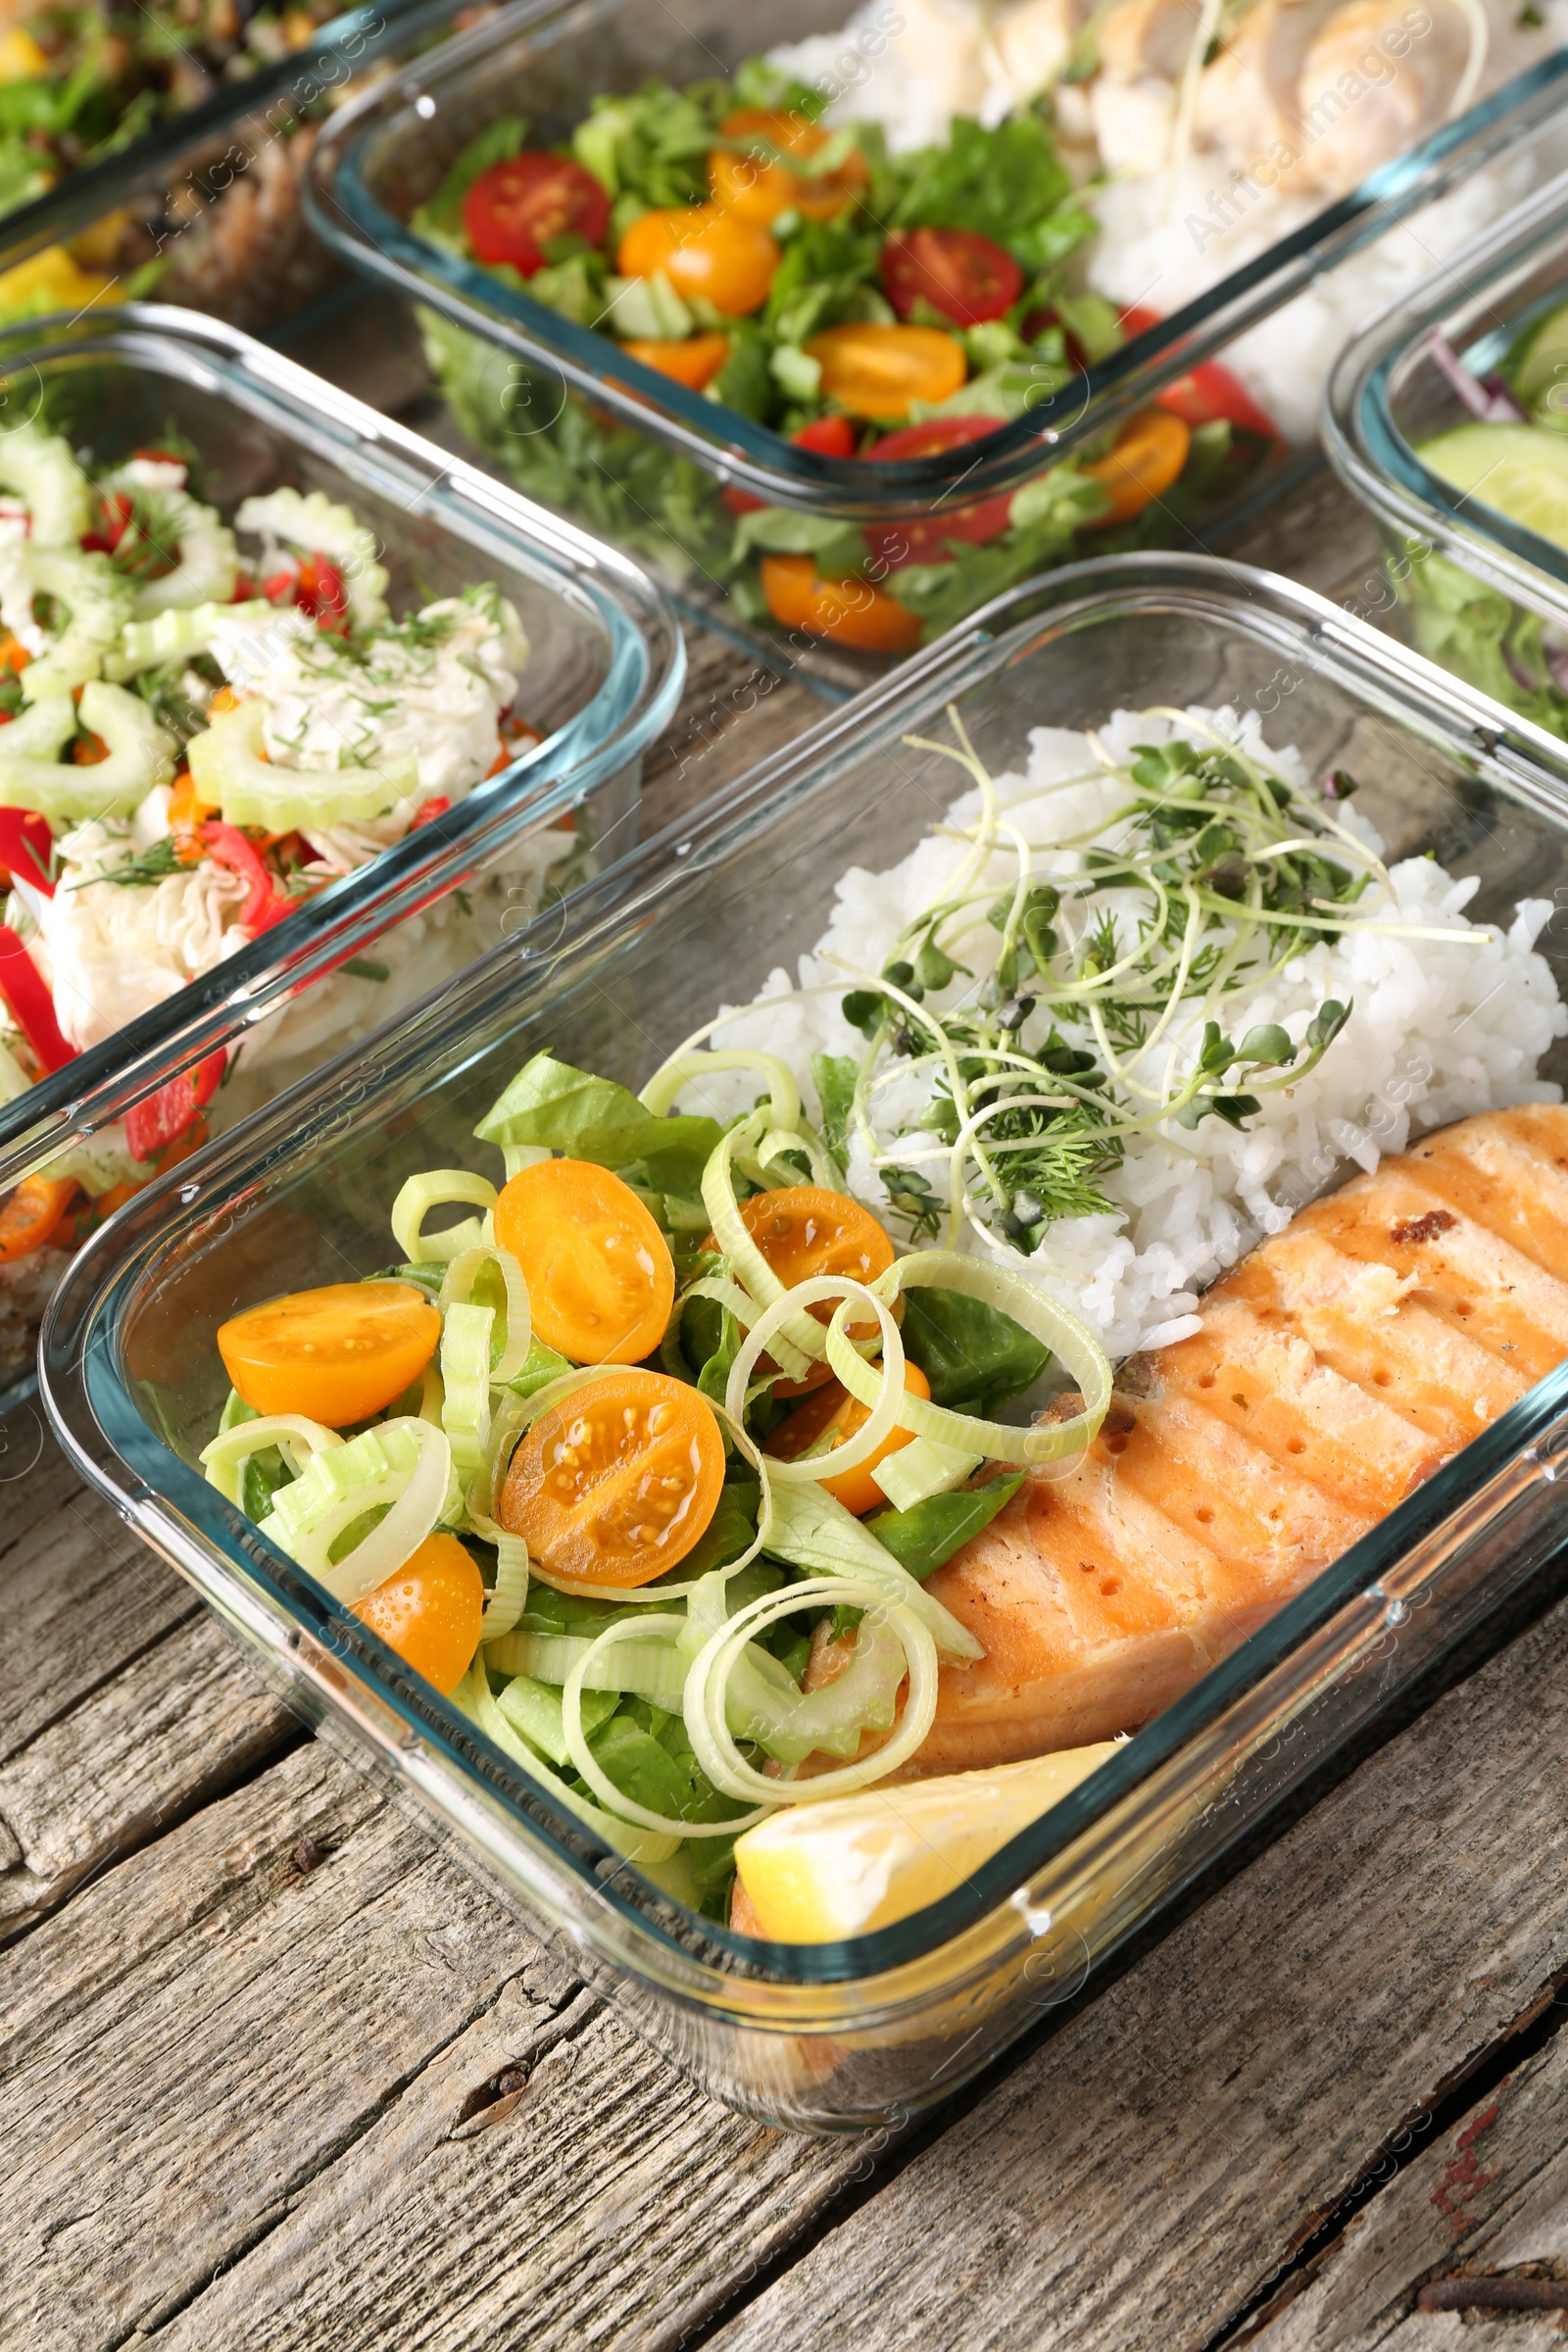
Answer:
[
  {"left": 1080, "top": 407, "right": 1191, "bottom": 528},
  {"left": 352, "top": 1531, "right": 483, "bottom": 1695},
  {"left": 493, "top": 1157, "right": 675, "bottom": 1366},
  {"left": 500, "top": 1366, "right": 725, "bottom": 1587},
  {"left": 616, "top": 204, "right": 780, "bottom": 318},
  {"left": 709, "top": 107, "right": 868, "bottom": 225},
  {"left": 621, "top": 329, "right": 731, "bottom": 389},
  {"left": 760, "top": 553, "right": 925, "bottom": 653},
  {"left": 767, "top": 1358, "right": 931, "bottom": 1516},
  {"left": 804, "top": 321, "right": 966, "bottom": 420},
  {"left": 217, "top": 1279, "right": 441, "bottom": 1427},
  {"left": 712, "top": 1184, "right": 897, "bottom": 1396}
]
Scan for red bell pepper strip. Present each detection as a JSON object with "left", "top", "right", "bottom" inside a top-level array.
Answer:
[
  {"left": 0, "top": 926, "right": 74, "bottom": 1071},
  {"left": 0, "top": 808, "right": 54, "bottom": 897},
  {"left": 200, "top": 820, "right": 293, "bottom": 934},
  {"left": 410, "top": 795, "right": 452, "bottom": 829},
  {"left": 125, "top": 1049, "right": 226, "bottom": 1164}
]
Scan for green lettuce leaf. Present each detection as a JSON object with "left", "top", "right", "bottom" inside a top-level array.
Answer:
[
  {"left": 810, "top": 1052, "right": 858, "bottom": 1167},
  {"left": 476, "top": 1051, "right": 723, "bottom": 1193},
  {"left": 893, "top": 115, "right": 1073, "bottom": 259},
  {"left": 900, "top": 1286, "right": 1050, "bottom": 1416},
  {"left": 866, "top": 1470, "right": 1025, "bottom": 1579}
]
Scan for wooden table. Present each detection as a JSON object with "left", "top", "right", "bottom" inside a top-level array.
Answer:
[{"left": 9, "top": 302, "right": 1568, "bottom": 2351}]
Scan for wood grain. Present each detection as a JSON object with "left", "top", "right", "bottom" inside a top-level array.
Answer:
[
  {"left": 1248, "top": 1987, "right": 1568, "bottom": 2349},
  {"left": 0, "top": 1728, "right": 858, "bottom": 2352},
  {"left": 706, "top": 1592, "right": 1568, "bottom": 2352}
]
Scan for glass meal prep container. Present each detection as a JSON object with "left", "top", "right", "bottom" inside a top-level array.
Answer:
[
  {"left": 305, "top": 0, "right": 1568, "bottom": 698},
  {"left": 1326, "top": 163, "right": 1568, "bottom": 743},
  {"left": 0, "top": 299, "right": 682, "bottom": 1415},
  {"left": 40, "top": 552, "right": 1568, "bottom": 2133},
  {"left": 0, "top": 0, "right": 463, "bottom": 342}
]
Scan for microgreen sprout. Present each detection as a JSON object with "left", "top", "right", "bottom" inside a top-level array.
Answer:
[{"left": 830, "top": 706, "right": 1490, "bottom": 1257}]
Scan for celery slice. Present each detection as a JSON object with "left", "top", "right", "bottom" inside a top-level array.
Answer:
[
  {"left": 0, "top": 422, "right": 90, "bottom": 548},
  {"left": 234, "top": 488, "right": 389, "bottom": 629},
  {"left": 186, "top": 695, "right": 417, "bottom": 830},
  {"left": 106, "top": 598, "right": 273, "bottom": 682},
  {"left": 0, "top": 683, "right": 172, "bottom": 822},
  {"left": 21, "top": 551, "right": 134, "bottom": 700}
]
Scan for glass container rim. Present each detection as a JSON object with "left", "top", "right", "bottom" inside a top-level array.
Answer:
[
  {"left": 1326, "top": 157, "right": 1568, "bottom": 625},
  {"left": 0, "top": 298, "right": 685, "bottom": 1200},
  {"left": 308, "top": 0, "right": 1568, "bottom": 514},
  {"left": 40, "top": 551, "right": 1568, "bottom": 2006}
]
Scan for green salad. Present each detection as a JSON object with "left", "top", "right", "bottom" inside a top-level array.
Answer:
[
  {"left": 1396, "top": 298, "right": 1568, "bottom": 738},
  {"left": 413, "top": 49, "right": 1278, "bottom": 660}
]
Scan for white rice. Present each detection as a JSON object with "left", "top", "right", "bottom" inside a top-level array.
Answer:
[{"left": 677, "top": 706, "right": 1568, "bottom": 1362}]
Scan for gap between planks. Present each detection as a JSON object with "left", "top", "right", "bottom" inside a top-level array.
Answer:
[{"left": 5, "top": 1431, "right": 1568, "bottom": 2346}]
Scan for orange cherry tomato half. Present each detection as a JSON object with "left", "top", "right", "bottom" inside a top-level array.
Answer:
[
  {"left": 621, "top": 330, "right": 731, "bottom": 389},
  {"left": 736, "top": 1184, "right": 896, "bottom": 1298},
  {"left": 710, "top": 107, "right": 868, "bottom": 225},
  {"left": 218, "top": 1280, "right": 441, "bottom": 1427},
  {"left": 352, "top": 1531, "right": 483, "bottom": 1695},
  {"left": 0, "top": 1172, "right": 77, "bottom": 1261},
  {"left": 863, "top": 414, "right": 1012, "bottom": 566},
  {"left": 1080, "top": 408, "right": 1192, "bottom": 528},
  {"left": 766, "top": 1358, "right": 931, "bottom": 1517},
  {"left": 760, "top": 553, "right": 924, "bottom": 653},
  {"left": 881, "top": 226, "right": 1023, "bottom": 327},
  {"left": 493, "top": 1157, "right": 675, "bottom": 1366},
  {"left": 500, "top": 1366, "right": 724, "bottom": 1587},
  {"left": 804, "top": 321, "right": 966, "bottom": 420},
  {"left": 725, "top": 1184, "right": 897, "bottom": 1396},
  {"left": 464, "top": 151, "right": 611, "bottom": 277},
  {"left": 617, "top": 204, "right": 779, "bottom": 318}
]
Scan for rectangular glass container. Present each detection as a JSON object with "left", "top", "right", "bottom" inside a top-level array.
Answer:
[
  {"left": 40, "top": 554, "right": 1568, "bottom": 2132},
  {"left": 0, "top": 301, "right": 682, "bottom": 1409},
  {"left": 308, "top": 0, "right": 1568, "bottom": 695},
  {"left": 1326, "top": 164, "right": 1568, "bottom": 740},
  {"left": 0, "top": 0, "right": 460, "bottom": 341}
]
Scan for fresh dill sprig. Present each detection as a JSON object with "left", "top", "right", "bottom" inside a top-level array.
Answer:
[{"left": 69, "top": 836, "right": 196, "bottom": 891}]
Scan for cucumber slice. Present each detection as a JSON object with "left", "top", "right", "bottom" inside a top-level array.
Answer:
[
  {"left": 0, "top": 422, "right": 90, "bottom": 549},
  {"left": 1418, "top": 421, "right": 1568, "bottom": 554},
  {"left": 187, "top": 695, "right": 417, "bottom": 830},
  {"left": 1505, "top": 302, "right": 1568, "bottom": 408}
]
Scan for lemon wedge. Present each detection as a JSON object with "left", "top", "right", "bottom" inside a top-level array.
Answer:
[{"left": 733, "top": 1741, "right": 1122, "bottom": 1941}]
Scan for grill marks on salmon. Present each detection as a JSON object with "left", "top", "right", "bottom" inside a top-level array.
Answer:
[{"left": 917, "top": 1105, "right": 1568, "bottom": 1773}]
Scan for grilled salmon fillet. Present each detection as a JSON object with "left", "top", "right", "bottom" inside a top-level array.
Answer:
[{"left": 915, "top": 1103, "right": 1568, "bottom": 1774}]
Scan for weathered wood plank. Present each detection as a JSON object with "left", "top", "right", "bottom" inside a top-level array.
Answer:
[
  {"left": 0, "top": 1741, "right": 527, "bottom": 2350},
  {"left": 703, "top": 1592, "right": 1568, "bottom": 2352},
  {"left": 0, "top": 1608, "right": 296, "bottom": 1937},
  {"left": 0, "top": 1733, "right": 859, "bottom": 2352},
  {"left": 0, "top": 1415, "right": 298, "bottom": 1936},
  {"left": 1247, "top": 1988, "right": 1568, "bottom": 2348}
]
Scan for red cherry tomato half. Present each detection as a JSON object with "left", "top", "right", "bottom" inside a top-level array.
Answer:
[
  {"left": 862, "top": 414, "right": 1013, "bottom": 566},
  {"left": 1118, "top": 304, "right": 1279, "bottom": 442},
  {"left": 721, "top": 413, "right": 859, "bottom": 514},
  {"left": 881, "top": 226, "right": 1023, "bottom": 327},
  {"left": 464, "top": 151, "right": 612, "bottom": 277}
]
